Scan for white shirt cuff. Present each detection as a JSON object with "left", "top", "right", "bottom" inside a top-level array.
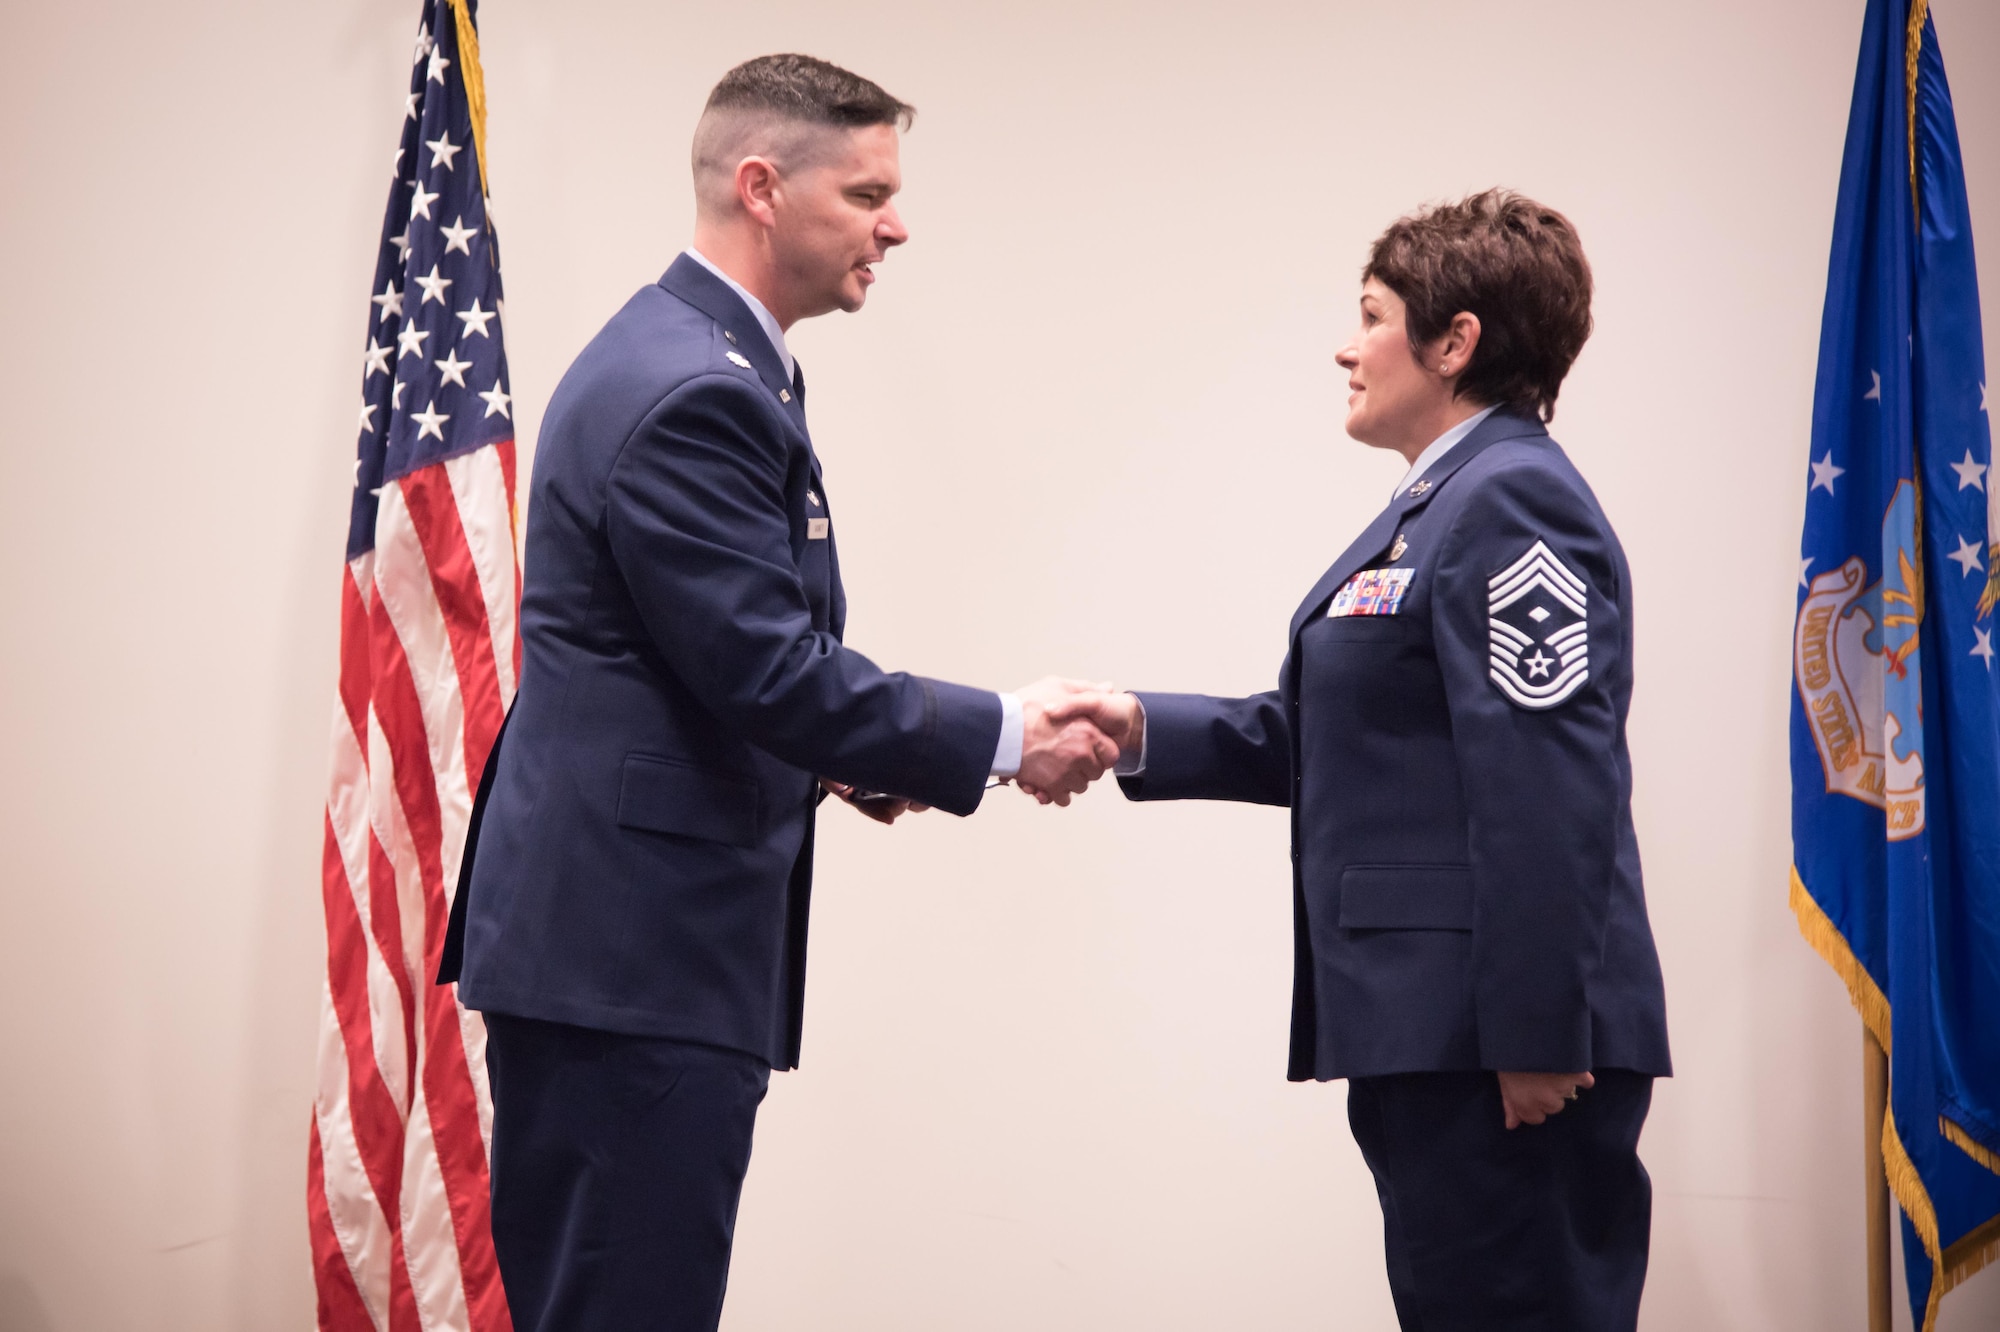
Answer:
[
  {"left": 1112, "top": 696, "right": 1146, "bottom": 776},
  {"left": 991, "top": 692, "right": 1024, "bottom": 777}
]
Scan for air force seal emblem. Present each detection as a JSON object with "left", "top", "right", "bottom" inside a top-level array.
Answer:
[
  {"left": 1792, "top": 480, "right": 1927, "bottom": 839},
  {"left": 1487, "top": 540, "right": 1589, "bottom": 709}
]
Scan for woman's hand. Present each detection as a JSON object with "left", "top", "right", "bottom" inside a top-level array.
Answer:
[{"left": 1497, "top": 1070, "right": 1595, "bottom": 1129}]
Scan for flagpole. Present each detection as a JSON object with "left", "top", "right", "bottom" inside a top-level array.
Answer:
[{"left": 1865, "top": 1027, "right": 1892, "bottom": 1332}]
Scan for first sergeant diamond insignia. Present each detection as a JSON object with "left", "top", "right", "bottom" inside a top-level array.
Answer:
[{"left": 1487, "top": 540, "right": 1589, "bottom": 709}]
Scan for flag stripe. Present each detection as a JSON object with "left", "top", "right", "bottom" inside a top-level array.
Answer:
[
  {"left": 444, "top": 445, "right": 519, "bottom": 712},
  {"left": 419, "top": 986, "right": 508, "bottom": 1329},
  {"left": 401, "top": 465, "right": 506, "bottom": 777},
  {"left": 310, "top": 1114, "right": 381, "bottom": 1332},
  {"left": 377, "top": 489, "right": 512, "bottom": 1320},
  {"left": 341, "top": 564, "right": 375, "bottom": 752},
  {"left": 496, "top": 441, "right": 521, "bottom": 685},
  {"left": 322, "top": 813, "right": 409, "bottom": 1220},
  {"left": 316, "top": 979, "right": 393, "bottom": 1329},
  {"left": 400, "top": 1088, "right": 473, "bottom": 1330}
]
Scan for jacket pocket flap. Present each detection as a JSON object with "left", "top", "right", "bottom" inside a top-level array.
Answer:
[
  {"left": 617, "top": 754, "right": 760, "bottom": 848},
  {"left": 1338, "top": 864, "right": 1473, "bottom": 930}
]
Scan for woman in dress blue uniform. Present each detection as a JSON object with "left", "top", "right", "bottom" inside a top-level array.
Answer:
[{"left": 1070, "top": 191, "right": 1671, "bottom": 1330}]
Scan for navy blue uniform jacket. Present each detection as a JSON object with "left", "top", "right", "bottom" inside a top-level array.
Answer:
[
  {"left": 1121, "top": 410, "right": 1671, "bottom": 1082},
  {"left": 442, "top": 256, "right": 1002, "bottom": 1069}
]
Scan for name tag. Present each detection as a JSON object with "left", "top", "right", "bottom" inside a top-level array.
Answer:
[
  {"left": 807, "top": 517, "right": 830, "bottom": 540},
  {"left": 1328, "top": 567, "right": 1412, "bottom": 617}
]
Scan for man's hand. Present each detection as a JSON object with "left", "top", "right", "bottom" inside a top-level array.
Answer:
[
  {"left": 819, "top": 777, "right": 928, "bottom": 826},
  {"left": 1013, "top": 677, "right": 1120, "bottom": 806},
  {"left": 1046, "top": 689, "right": 1144, "bottom": 761},
  {"left": 1497, "top": 1070, "right": 1595, "bottom": 1129}
]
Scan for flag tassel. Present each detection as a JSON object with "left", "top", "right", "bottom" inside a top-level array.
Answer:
[{"left": 1789, "top": 869, "right": 1891, "bottom": 1052}]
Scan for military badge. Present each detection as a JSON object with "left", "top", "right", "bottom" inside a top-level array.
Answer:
[
  {"left": 1487, "top": 540, "right": 1589, "bottom": 708},
  {"left": 1329, "top": 567, "right": 1413, "bottom": 617},
  {"left": 1388, "top": 533, "right": 1408, "bottom": 561}
]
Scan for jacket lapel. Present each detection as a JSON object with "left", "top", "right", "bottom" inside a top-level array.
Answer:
[
  {"left": 1287, "top": 501, "right": 1408, "bottom": 644},
  {"left": 658, "top": 255, "right": 804, "bottom": 432},
  {"left": 1286, "top": 409, "right": 1549, "bottom": 644}
]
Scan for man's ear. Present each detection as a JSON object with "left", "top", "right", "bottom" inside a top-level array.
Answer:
[
  {"left": 735, "top": 156, "right": 780, "bottom": 229},
  {"left": 1436, "top": 312, "right": 1482, "bottom": 379}
]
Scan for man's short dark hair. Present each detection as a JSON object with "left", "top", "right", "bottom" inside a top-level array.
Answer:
[
  {"left": 705, "top": 54, "right": 914, "bottom": 132},
  {"left": 1364, "top": 190, "right": 1593, "bottom": 422}
]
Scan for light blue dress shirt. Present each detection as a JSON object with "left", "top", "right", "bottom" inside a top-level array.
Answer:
[{"left": 1390, "top": 404, "right": 1499, "bottom": 499}]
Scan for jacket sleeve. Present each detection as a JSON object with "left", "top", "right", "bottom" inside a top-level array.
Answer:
[
  {"left": 1116, "top": 688, "right": 1292, "bottom": 807},
  {"left": 1430, "top": 462, "right": 1623, "bottom": 1072},
  {"left": 604, "top": 373, "right": 1000, "bottom": 816}
]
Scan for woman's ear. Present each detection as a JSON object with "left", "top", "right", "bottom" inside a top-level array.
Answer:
[{"left": 1435, "top": 312, "right": 1483, "bottom": 380}]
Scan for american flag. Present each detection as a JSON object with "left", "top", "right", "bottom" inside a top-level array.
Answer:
[{"left": 311, "top": 2, "right": 516, "bottom": 1328}]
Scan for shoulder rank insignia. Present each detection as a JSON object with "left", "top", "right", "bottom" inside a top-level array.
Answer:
[
  {"left": 725, "top": 350, "right": 752, "bottom": 369},
  {"left": 1408, "top": 479, "right": 1432, "bottom": 497},
  {"left": 1329, "top": 567, "right": 1413, "bottom": 618},
  {"left": 1487, "top": 540, "right": 1589, "bottom": 709}
]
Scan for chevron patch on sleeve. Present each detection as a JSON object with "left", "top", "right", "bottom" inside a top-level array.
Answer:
[{"left": 1487, "top": 540, "right": 1589, "bottom": 709}]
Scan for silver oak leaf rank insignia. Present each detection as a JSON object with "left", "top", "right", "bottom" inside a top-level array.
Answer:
[{"left": 1487, "top": 540, "right": 1589, "bottom": 709}]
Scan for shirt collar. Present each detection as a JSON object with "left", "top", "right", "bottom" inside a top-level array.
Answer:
[
  {"left": 1391, "top": 404, "right": 1501, "bottom": 499},
  {"left": 684, "top": 247, "right": 794, "bottom": 381}
]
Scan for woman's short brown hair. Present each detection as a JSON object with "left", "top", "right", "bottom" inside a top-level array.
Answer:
[{"left": 1364, "top": 190, "right": 1593, "bottom": 422}]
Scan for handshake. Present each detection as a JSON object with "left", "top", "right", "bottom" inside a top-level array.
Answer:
[{"left": 823, "top": 677, "right": 1142, "bottom": 823}]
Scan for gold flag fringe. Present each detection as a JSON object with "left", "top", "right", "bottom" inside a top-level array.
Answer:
[
  {"left": 1882, "top": 1101, "right": 1947, "bottom": 1331},
  {"left": 1789, "top": 869, "right": 1890, "bottom": 1053},
  {"left": 1941, "top": 1210, "right": 2000, "bottom": 1291},
  {"left": 1942, "top": 1117, "right": 2000, "bottom": 1177},
  {"left": 1906, "top": 0, "right": 1928, "bottom": 221},
  {"left": 447, "top": 0, "right": 490, "bottom": 202},
  {"left": 1792, "top": 867, "right": 1999, "bottom": 1329}
]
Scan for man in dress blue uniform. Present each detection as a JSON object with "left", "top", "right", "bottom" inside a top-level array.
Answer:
[{"left": 437, "top": 55, "right": 1116, "bottom": 1331}]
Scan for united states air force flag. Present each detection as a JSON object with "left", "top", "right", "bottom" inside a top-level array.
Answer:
[{"left": 1790, "top": 1, "right": 2000, "bottom": 1326}]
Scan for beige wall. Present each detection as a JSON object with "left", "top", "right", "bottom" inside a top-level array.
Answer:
[{"left": 3, "top": 1, "right": 1999, "bottom": 1328}]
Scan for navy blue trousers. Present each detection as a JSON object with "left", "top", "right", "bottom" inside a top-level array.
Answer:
[
  {"left": 484, "top": 1013, "right": 771, "bottom": 1332},
  {"left": 1346, "top": 1068, "right": 1654, "bottom": 1331}
]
